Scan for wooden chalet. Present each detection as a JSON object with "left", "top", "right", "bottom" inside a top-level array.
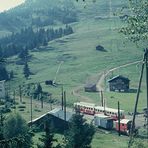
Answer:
[{"left": 108, "top": 75, "right": 130, "bottom": 92}]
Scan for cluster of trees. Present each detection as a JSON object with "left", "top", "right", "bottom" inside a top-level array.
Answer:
[
  {"left": 0, "top": 25, "right": 73, "bottom": 58},
  {"left": 0, "top": 0, "right": 77, "bottom": 32},
  {"left": 0, "top": 57, "right": 13, "bottom": 81},
  {"left": 0, "top": 112, "right": 95, "bottom": 148},
  {"left": 120, "top": 0, "right": 148, "bottom": 44},
  {"left": 0, "top": 113, "right": 32, "bottom": 147},
  {"left": 38, "top": 113, "right": 95, "bottom": 148}
]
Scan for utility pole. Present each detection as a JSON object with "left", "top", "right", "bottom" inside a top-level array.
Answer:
[
  {"left": 61, "top": 85, "right": 64, "bottom": 110},
  {"left": 145, "top": 48, "right": 148, "bottom": 141},
  {"left": 100, "top": 90, "right": 103, "bottom": 107},
  {"left": 128, "top": 49, "right": 148, "bottom": 147},
  {"left": 64, "top": 91, "right": 66, "bottom": 121},
  {"left": 30, "top": 95, "right": 33, "bottom": 128},
  {"left": 19, "top": 85, "right": 22, "bottom": 103},
  {"left": 118, "top": 101, "right": 121, "bottom": 136}
]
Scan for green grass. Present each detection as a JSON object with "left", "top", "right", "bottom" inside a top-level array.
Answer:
[{"left": 91, "top": 132, "right": 128, "bottom": 148}]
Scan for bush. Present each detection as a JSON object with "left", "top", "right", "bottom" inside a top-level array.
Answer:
[
  {"left": 34, "top": 108, "right": 41, "bottom": 112},
  {"left": 2, "top": 108, "right": 11, "bottom": 113},
  {"left": 11, "top": 106, "right": 16, "bottom": 109},
  {"left": 19, "top": 109, "right": 25, "bottom": 111},
  {"left": 18, "top": 105, "right": 26, "bottom": 108},
  {"left": 0, "top": 100, "right": 5, "bottom": 105}
]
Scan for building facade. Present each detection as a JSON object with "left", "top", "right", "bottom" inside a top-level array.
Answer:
[{"left": 108, "top": 75, "right": 130, "bottom": 92}]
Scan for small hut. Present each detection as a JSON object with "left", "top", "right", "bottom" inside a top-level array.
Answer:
[
  {"left": 108, "top": 75, "right": 130, "bottom": 92},
  {"left": 84, "top": 83, "right": 98, "bottom": 92}
]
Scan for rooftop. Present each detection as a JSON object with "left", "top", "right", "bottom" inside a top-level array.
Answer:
[{"left": 108, "top": 75, "right": 130, "bottom": 83}]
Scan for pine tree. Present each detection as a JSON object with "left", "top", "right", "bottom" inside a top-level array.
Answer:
[
  {"left": 65, "top": 113, "right": 95, "bottom": 148},
  {"left": 38, "top": 119, "right": 55, "bottom": 148},
  {"left": 23, "top": 62, "right": 31, "bottom": 79}
]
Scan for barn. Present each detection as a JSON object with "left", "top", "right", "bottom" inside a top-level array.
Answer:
[
  {"left": 108, "top": 75, "right": 130, "bottom": 92},
  {"left": 84, "top": 83, "right": 98, "bottom": 92},
  {"left": 28, "top": 108, "right": 74, "bottom": 132}
]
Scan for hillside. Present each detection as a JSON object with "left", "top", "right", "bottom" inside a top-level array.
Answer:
[
  {"left": 5, "top": 0, "right": 145, "bottom": 111},
  {"left": 0, "top": 0, "right": 77, "bottom": 37}
]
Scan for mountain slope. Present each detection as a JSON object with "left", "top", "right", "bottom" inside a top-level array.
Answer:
[{"left": 0, "top": 0, "right": 77, "bottom": 37}]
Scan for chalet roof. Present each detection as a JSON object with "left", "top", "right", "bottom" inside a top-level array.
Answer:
[
  {"left": 49, "top": 108, "right": 74, "bottom": 121},
  {"left": 28, "top": 108, "right": 74, "bottom": 124},
  {"left": 108, "top": 75, "right": 130, "bottom": 83}
]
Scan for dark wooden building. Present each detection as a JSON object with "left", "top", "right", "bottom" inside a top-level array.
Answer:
[
  {"left": 108, "top": 75, "right": 130, "bottom": 92},
  {"left": 84, "top": 83, "right": 98, "bottom": 92}
]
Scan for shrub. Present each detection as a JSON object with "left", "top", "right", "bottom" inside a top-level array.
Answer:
[
  {"left": 19, "top": 109, "right": 25, "bottom": 111},
  {"left": 18, "top": 105, "right": 26, "bottom": 109}
]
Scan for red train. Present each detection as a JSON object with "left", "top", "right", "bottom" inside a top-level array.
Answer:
[
  {"left": 74, "top": 102, "right": 138, "bottom": 135},
  {"left": 74, "top": 102, "right": 125, "bottom": 120}
]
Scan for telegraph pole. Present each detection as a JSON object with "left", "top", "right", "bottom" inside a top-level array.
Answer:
[
  {"left": 128, "top": 49, "right": 147, "bottom": 147},
  {"left": 118, "top": 101, "right": 121, "bottom": 136},
  {"left": 64, "top": 91, "right": 66, "bottom": 121},
  {"left": 19, "top": 85, "right": 22, "bottom": 103},
  {"left": 61, "top": 85, "right": 64, "bottom": 110},
  {"left": 30, "top": 95, "right": 33, "bottom": 128},
  {"left": 145, "top": 48, "right": 148, "bottom": 141}
]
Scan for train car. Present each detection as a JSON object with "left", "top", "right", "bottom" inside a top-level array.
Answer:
[
  {"left": 73, "top": 102, "right": 125, "bottom": 120},
  {"left": 95, "top": 106, "right": 125, "bottom": 120},
  {"left": 73, "top": 102, "right": 95, "bottom": 115},
  {"left": 94, "top": 114, "right": 113, "bottom": 130},
  {"left": 115, "top": 119, "right": 132, "bottom": 135}
]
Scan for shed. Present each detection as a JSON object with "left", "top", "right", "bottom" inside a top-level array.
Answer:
[
  {"left": 108, "top": 75, "right": 130, "bottom": 92},
  {"left": 94, "top": 114, "right": 113, "bottom": 130},
  {"left": 28, "top": 108, "right": 74, "bottom": 132},
  {"left": 84, "top": 83, "right": 98, "bottom": 92}
]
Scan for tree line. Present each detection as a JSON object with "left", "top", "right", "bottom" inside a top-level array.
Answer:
[
  {"left": 0, "top": 112, "right": 95, "bottom": 148},
  {"left": 0, "top": 0, "right": 77, "bottom": 32},
  {"left": 0, "top": 25, "right": 73, "bottom": 58}
]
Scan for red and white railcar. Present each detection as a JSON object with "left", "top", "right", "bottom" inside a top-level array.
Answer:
[
  {"left": 74, "top": 102, "right": 125, "bottom": 120},
  {"left": 74, "top": 102, "right": 95, "bottom": 115},
  {"left": 95, "top": 106, "right": 125, "bottom": 120}
]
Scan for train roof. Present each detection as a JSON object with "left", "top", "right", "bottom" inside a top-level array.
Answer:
[
  {"left": 74, "top": 102, "right": 96, "bottom": 107},
  {"left": 95, "top": 106, "right": 124, "bottom": 113},
  {"left": 94, "top": 114, "right": 112, "bottom": 119}
]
